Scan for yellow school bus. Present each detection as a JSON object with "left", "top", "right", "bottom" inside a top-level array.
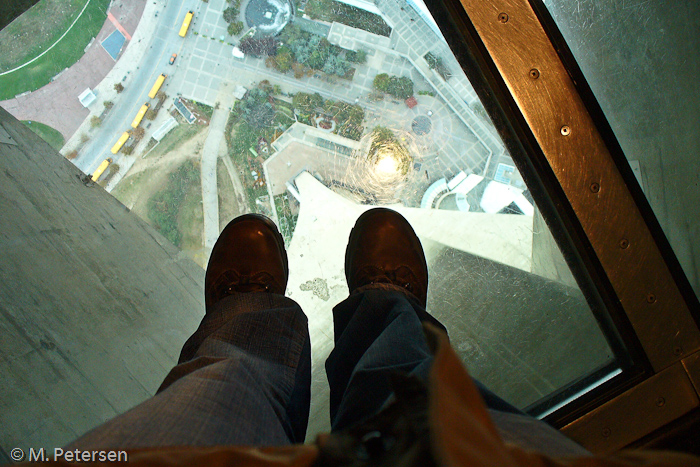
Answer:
[
  {"left": 110, "top": 131, "right": 130, "bottom": 154},
  {"left": 179, "top": 11, "right": 194, "bottom": 37},
  {"left": 131, "top": 103, "right": 150, "bottom": 128},
  {"left": 148, "top": 74, "right": 167, "bottom": 99},
  {"left": 91, "top": 158, "right": 113, "bottom": 182}
]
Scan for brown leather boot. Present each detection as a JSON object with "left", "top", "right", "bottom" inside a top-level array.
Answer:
[
  {"left": 205, "top": 214, "right": 288, "bottom": 308},
  {"left": 345, "top": 208, "right": 428, "bottom": 306}
]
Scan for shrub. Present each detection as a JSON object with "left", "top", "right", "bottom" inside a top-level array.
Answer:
[
  {"left": 373, "top": 73, "right": 413, "bottom": 100},
  {"left": 238, "top": 88, "right": 275, "bottom": 128},
  {"left": 66, "top": 150, "right": 78, "bottom": 160},
  {"left": 223, "top": 6, "right": 239, "bottom": 23},
  {"left": 425, "top": 52, "right": 451, "bottom": 80},
  {"left": 80, "top": 133, "right": 89, "bottom": 143},
  {"left": 90, "top": 116, "right": 101, "bottom": 128},
  {"left": 239, "top": 36, "right": 277, "bottom": 57},
  {"left": 103, "top": 100, "right": 114, "bottom": 109},
  {"left": 346, "top": 49, "right": 367, "bottom": 64},
  {"left": 145, "top": 109, "right": 158, "bottom": 120},
  {"left": 227, "top": 21, "right": 244, "bottom": 35},
  {"left": 114, "top": 83, "right": 124, "bottom": 93},
  {"left": 133, "top": 127, "right": 145, "bottom": 140}
]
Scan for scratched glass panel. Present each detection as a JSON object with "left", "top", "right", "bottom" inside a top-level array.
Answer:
[
  {"left": 0, "top": 0, "right": 622, "bottom": 437},
  {"left": 541, "top": 0, "right": 700, "bottom": 300}
]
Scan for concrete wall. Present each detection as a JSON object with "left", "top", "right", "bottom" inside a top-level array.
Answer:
[{"left": 0, "top": 108, "right": 204, "bottom": 460}]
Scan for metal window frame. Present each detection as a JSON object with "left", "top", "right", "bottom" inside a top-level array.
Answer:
[{"left": 423, "top": 0, "right": 700, "bottom": 453}]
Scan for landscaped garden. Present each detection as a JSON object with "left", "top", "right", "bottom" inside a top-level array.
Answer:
[
  {"left": 147, "top": 159, "right": 202, "bottom": 248},
  {"left": 242, "top": 24, "right": 361, "bottom": 80},
  {"left": 303, "top": 0, "right": 391, "bottom": 37},
  {"left": 292, "top": 91, "right": 365, "bottom": 140},
  {"left": 0, "top": 0, "right": 111, "bottom": 100},
  {"left": 226, "top": 81, "right": 367, "bottom": 213}
]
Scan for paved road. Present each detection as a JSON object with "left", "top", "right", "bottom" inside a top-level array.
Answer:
[
  {"left": 75, "top": 0, "right": 192, "bottom": 176},
  {"left": 200, "top": 81, "right": 235, "bottom": 251}
]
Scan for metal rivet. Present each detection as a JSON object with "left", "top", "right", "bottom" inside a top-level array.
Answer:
[
  {"left": 647, "top": 293, "right": 657, "bottom": 304},
  {"left": 656, "top": 397, "right": 666, "bottom": 407},
  {"left": 673, "top": 346, "right": 683, "bottom": 356},
  {"left": 590, "top": 182, "right": 600, "bottom": 193},
  {"left": 529, "top": 68, "right": 540, "bottom": 79},
  {"left": 602, "top": 428, "right": 611, "bottom": 438},
  {"left": 498, "top": 12, "right": 509, "bottom": 23},
  {"left": 560, "top": 125, "right": 571, "bottom": 136},
  {"left": 619, "top": 238, "right": 629, "bottom": 249}
]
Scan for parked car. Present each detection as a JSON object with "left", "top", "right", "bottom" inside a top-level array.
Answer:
[{"left": 169, "top": 53, "right": 177, "bottom": 65}]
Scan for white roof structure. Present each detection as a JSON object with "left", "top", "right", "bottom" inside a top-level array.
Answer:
[
  {"left": 480, "top": 181, "right": 534, "bottom": 216},
  {"left": 152, "top": 117, "right": 178, "bottom": 141},
  {"left": 233, "top": 85, "right": 247, "bottom": 99},
  {"left": 78, "top": 88, "right": 97, "bottom": 108}
]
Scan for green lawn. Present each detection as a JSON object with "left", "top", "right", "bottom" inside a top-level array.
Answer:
[
  {"left": 22, "top": 120, "right": 65, "bottom": 150},
  {"left": 147, "top": 159, "right": 201, "bottom": 248},
  {"left": 146, "top": 123, "right": 205, "bottom": 159},
  {"left": 0, "top": 0, "right": 110, "bottom": 100},
  {"left": 0, "top": 0, "right": 88, "bottom": 72}
]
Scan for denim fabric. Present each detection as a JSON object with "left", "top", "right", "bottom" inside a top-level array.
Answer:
[
  {"left": 69, "top": 293, "right": 310, "bottom": 448},
  {"left": 69, "top": 288, "right": 523, "bottom": 449}
]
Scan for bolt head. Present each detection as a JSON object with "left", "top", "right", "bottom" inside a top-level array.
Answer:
[{"left": 498, "top": 12, "right": 509, "bottom": 23}]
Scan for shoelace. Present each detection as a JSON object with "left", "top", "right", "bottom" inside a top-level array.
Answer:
[
  {"left": 354, "top": 265, "right": 419, "bottom": 293},
  {"left": 212, "top": 270, "right": 279, "bottom": 298}
]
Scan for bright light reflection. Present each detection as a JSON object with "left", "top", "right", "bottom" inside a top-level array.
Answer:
[{"left": 375, "top": 154, "right": 399, "bottom": 174}]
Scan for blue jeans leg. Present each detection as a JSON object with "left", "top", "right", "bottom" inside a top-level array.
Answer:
[
  {"left": 326, "top": 286, "right": 523, "bottom": 432},
  {"left": 68, "top": 292, "right": 311, "bottom": 449}
]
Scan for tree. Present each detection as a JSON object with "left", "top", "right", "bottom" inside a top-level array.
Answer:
[
  {"left": 66, "top": 150, "right": 78, "bottom": 160},
  {"left": 238, "top": 88, "right": 275, "bottom": 128},
  {"left": 239, "top": 36, "right": 278, "bottom": 57},
  {"left": 387, "top": 76, "right": 413, "bottom": 100},
  {"left": 227, "top": 21, "right": 243, "bottom": 35},
  {"left": 293, "top": 92, "right": 323, "bottom": 114},
  {"left": 114, "top": 83, "right": 124, "bottom": 93},
  {"left": 346, "top": 49, "right": 367, "bottom": 64},
  {"left": 132, "top": 127, "right": 145, "bottom": 140},
  {"left": 223, "top": 6, "right": 239, "bottom": 23},
  {"left": 103, "top": 100, "right": 114, "bottom": 109},
  {"left": 323, "top": 54, "right": 348, "bottom": 76},
  {"left": 373, "top": 74, "right": 413, "bottom": 99},
  {"left": 156, "top": 90, "right": 167, "bottom": 103},
  {"left": 373, "top": 73, "right": 390, "bottom": 92},
  {"left": 145, "top": 109, "right": 158, "bottom": 120},
  {"left": 90, "top": 116, "right": 101, "bottom": 128},
  {"left": 275, "top": 46, "right": 293, "bottom": 72}
]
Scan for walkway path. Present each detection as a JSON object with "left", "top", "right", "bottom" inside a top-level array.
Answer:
[{"left": 200, "top": 81, "right": 236, "bottom": 253}]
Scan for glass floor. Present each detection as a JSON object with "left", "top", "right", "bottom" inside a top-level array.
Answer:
[{"left": 0, "top": 0, "right": 625, "bottom": 438}]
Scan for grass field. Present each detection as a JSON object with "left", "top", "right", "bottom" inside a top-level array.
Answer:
[
  {"left": 0, "top": 0, "right": 110, "bottom": 100},
  {"left": 146, "top": 123, "right": 205, "bottom": 159},
  {"left": 22, "top": 120, "right": 65, "bottom": 150},
  {"left": 147, "top": 159, "right": 202, "bottom": 248}
]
